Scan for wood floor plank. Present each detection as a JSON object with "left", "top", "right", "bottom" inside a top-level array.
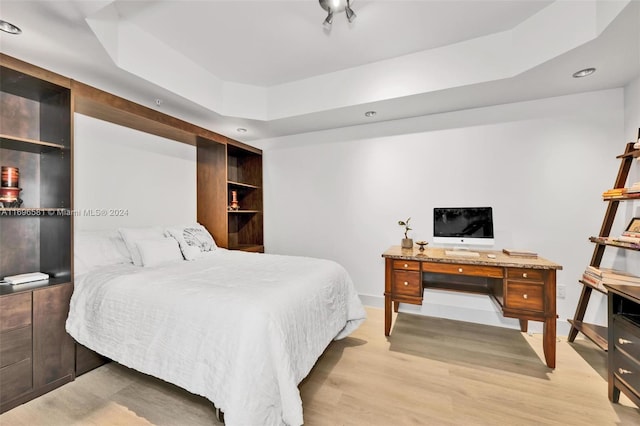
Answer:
[{"left": 1, "top": 307, "right": 638, "bottom": 425}]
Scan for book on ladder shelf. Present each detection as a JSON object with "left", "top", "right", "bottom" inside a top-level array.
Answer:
[{"left": 582, "top": 266, "right": 640, "bottom": 292}]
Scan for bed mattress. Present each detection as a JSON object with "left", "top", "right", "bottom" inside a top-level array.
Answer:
[{"left": 66, "top": 249, "right": 366, "bottom": 425}]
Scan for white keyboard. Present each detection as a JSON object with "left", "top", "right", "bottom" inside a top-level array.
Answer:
[{"left": 444, "top": 250, "right": 480, "bottom": 258}]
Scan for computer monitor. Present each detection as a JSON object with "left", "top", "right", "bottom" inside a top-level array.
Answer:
[{"left": 433, "top": 207, "right": 495, "bottom": 247}]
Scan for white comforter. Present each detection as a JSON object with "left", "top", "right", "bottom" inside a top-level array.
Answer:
[{"left": 66, "top": 250, "right": 366, "bottom": 425}]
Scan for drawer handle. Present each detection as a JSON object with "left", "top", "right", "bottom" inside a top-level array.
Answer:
[
  {"left": 618, "top": 368, "right": 633, "bottom": 375},
  {"left": 458, "top": 268, "right": 463, "bottom": 273},
  {"left": 522, "top": 273, "right": 528, "bottom": 278},
  {"left": 404, "top": 281, "right": 409, "bottom": 286},
  {"left": 404, "top": 263, "right": 408, "bottom": 268},
  {"left": 618, "top": 338, "right": 633, "bottom": 345},
  {"left": 523, "top": 294, "right": 528, "bottom": 299}
]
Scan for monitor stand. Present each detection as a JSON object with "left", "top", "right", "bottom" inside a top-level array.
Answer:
[{"left": 450, "top": 246, "right": 472, "bottom": 252}]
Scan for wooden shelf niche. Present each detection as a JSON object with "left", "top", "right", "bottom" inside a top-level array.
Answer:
[
  {"left": 196, "top": 139, "right": 264, "bottom": 252},
  {"left": 0, "top": 57, "right": 72, "bottom": 280},
  {"left": 227, "top": 144, "right": 263, "bottom": 252}
]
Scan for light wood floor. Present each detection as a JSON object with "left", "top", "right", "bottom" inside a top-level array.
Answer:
[{"left": 1, "top": 307, "right": 638, "bottom": 425}]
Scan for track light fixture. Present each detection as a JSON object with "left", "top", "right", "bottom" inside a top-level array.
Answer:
[
  {"left": 0, "top": 19, "right": 22, "bottom": 35},
  {"left": 319, "top": 0, "right": 356, "bottom": 27}
]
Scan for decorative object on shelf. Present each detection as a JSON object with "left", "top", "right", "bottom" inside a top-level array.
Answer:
[
  {"left": 398, "top": 217, "right": 413, "bottom": 249},
  {"left": 229, "top": 190, "right": 239, "bottom": 211},
  {"left": 626, "top": 217, "right": 640, "bottom": 235},
  {"left": 0, "top": 186, "right": 22, "bottom": 201},
  {"left": 1, "top": 166, "right": 19, "bottom": 187},
  {"left": 416, "top": 240, "right": 428, "bottom": 251},
  {"left": 0, "top": 165, "right": 22, "bottom": 207}
]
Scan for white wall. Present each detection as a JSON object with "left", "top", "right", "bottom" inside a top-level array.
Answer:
[
  {"left": 256, "top": 89, "right": 632, "bottom": 336},
  {"left": 74, "top": 114, "right": 197, "bottom": 231}
]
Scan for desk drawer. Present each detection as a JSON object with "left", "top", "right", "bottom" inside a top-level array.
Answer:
[
  {"left": 422, "top": 263, "right": 503, "bottom": 278},
  {"left": 505, "top": 282, "right": 544, "bottom": 312},
  {"left": 392, "top": 260, "right": 420, "bottom": 271},
  {"left": 613, "top": 317, "right": 640, "bottom": 360},
  {"left": 613, "top": 348, "right": 640, "bottom": 397},
  {"left": 506, "top": 268, "right": 544, "bottom": 281},
  {"left": 392, "top": 271, "right": 422, "bottom": 297},
  {"left": 0, "top": 293, "right": 32, "bottom": 333}
]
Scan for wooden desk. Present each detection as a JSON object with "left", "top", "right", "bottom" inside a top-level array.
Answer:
[{"left": 382, "top": 246, "right": 563, "bottom": 369}]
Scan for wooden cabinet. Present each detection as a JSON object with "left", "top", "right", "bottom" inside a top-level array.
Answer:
[
  {"left": 568, "top": 141, "right": 640, "bottom": 350},
  {"left": 0, "top": 283, "right": 75, "bottom": 413},
  {"left": 606, "top": 284, "right": 640, "bottom": 408},
  {"left": 0, "top": 54, "right": 75, "bottom": 413},
  {"left": 197, "top": 140, "right": 264, "bottom": 252}
]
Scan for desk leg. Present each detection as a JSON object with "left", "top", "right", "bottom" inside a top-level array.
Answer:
[
  {"left": 384, "top": 294, "right": 392, "bottom": 336},
  {"left": 543, "top": 317, "right": 556, "bottom": 369},
  {"left": 518, "top": 319, "right": 528, "bottom": 333}
]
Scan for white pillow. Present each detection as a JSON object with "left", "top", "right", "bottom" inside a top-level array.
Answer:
[
  {"left": 75, "top": 230, "right": 132, "bottom": 276},
  {"left": 136, "top": 237, "right": 183, "bottom": 267},
  {"left": 166, "top": 223, "right": 216, "bottom": 261},
  {"left": 118, "top": 227, "right": 166, "bottom": 266}
]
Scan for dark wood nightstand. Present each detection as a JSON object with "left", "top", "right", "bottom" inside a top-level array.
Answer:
[
  {"left": 0, "top": 280, "right": 75, "bottom": 413},
  {"left": 605, "top": 283, "right": 640, "bottom": 408}
]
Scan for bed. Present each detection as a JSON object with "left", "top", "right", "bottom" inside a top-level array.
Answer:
[{"left": 66, "top": 225, "right": 366, "bottom": 426}]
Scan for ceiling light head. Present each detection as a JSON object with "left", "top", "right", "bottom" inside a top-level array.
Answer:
[
  {"left": 0, "top": 20, "right": 22, "bottom": 35},
  {"left": 319, "top": 0, "right": 356, "bottom": 26},
  {"left": 236, "top": 128, "right": 247, "bottom": 133},
  {"left": 364, "top": 111, "right": 377, "bottom": 117},
  {"left": 572, "top": 67, "right": 596, "bottom": 78}
]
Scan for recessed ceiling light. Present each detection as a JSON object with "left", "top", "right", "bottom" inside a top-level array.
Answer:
[
  {"left": 572, "top": 67, "right": 596, "bottom": 78},
  {"left": 0, "top": 20, "right": 22, "bottom": 35},
  {"left": 364, "top": 111, "right": 377, "bottom": 117},
  {"left": 236, "top": 128, "right": 247, "bottom": 133}
]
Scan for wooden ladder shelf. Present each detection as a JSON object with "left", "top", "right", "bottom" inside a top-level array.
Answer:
[{"left": 567, "top": 140, "right": 640, "bottom": 350}]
